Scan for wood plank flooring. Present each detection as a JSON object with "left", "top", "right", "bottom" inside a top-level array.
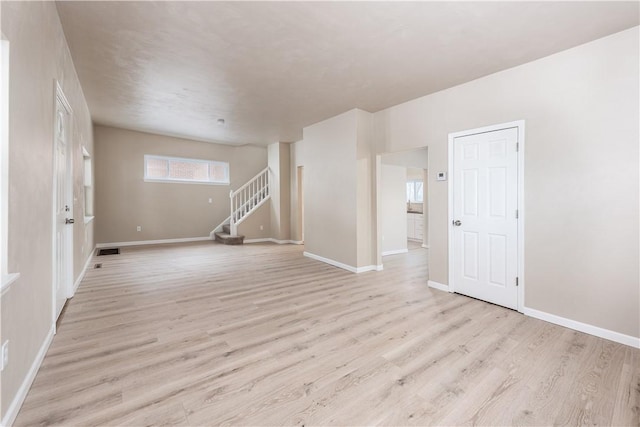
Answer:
[{"left": 15, "top": 242, "right": 640, "bottom": 426}]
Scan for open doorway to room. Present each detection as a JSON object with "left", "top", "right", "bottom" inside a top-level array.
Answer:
[
  {"left": 297, "top": 165, "right": 304, "bottom": 243},
  {"left": 377, "top": 147, "right": 428, "bottom": 270}
]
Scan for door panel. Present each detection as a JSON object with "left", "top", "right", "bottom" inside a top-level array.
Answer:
[
  {"left": 453, "top": 127, "right": 518, "bottom": 309},
  {"left": 54, "top": 94, "right": 71, "bottom": 320}
]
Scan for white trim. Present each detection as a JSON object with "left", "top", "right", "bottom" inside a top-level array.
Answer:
[
  {"left": 428, "top": 280, "right": 450, "bottom": 292},
  {"left": 382, "top": 249, "right": 409, "bottom": 256},
  {"left": 73, "top": 248, "right": 95, "bottom": 294},
  {"left": 83, "top": 216, "right": 94, "bottom": 224},
  {"left": 523, "top": 307, "right": 640, "bottom": 349},
  {"left": 96, "top": 236, "right": 212, "bottom": 248},
  {"left": 0, "top": 39, "right": 9, "bottom": 284},
  {"left": 447, "top": 120, "right": 525, "bottom": 313},
  {"left": 421, "top": 244, "right": 429, "bottom": 249},
  {"left": 244, "top": 238, "right": 303, "bottom": 245},
  {"left": 0, "top": 272, "right": 19, "bottom": 296},
  {"left": 1, "top": 324, "right": 55, "bottom": 427},
  {"left": 303, "top": 252, "right": 357, "bottom": 273}
]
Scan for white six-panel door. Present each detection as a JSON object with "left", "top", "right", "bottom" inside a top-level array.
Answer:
[{"left": 452, "top": 127, "right": 519, "bottom": 309}]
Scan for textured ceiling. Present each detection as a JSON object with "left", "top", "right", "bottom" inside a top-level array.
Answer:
[{"left": 56, "top": 1, "right": 639, "bottom": 146}]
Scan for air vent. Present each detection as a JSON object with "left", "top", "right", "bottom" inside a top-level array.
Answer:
[
  {"left": 98, "top": 248, "right": 120, "bottom": 256},
  {"left": 94, "top": 263, "right": 102, "bottom": 269}
]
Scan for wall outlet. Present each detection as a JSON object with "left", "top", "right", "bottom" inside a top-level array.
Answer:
[
  {"left": 1, "top": 340, "right": 8, "bottom": 371},
  {"left": 136, "top": 226, "right": 142, "bottom": 232},
  {"left": 208, "top": 198, "right": 212, "bottom": 203},
  {"left": 260, "top": 225, "right": 263, "bottom": 231}
]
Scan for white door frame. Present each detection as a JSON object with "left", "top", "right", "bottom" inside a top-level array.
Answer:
[
  {"left": 51, "top": 80, "right": 74, "bottom": 327},
  {"left": 448, "top": 120, "right": 525, "bottom": 312}
]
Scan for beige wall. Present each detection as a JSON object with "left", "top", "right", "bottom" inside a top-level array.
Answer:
[
  {"left": 1, "top": 1, "right": 95, "bottom": 419},
  {"left": 374, "top": 27, "right": 639, "bottom": 338},
  {"left": 267, "top": 142, "right": 291, "bottom": 241},
  {"left": 380, "top": 164, "right": 408, "bottom": 254},
  {"left": 356, "top": 109, "right": 375, "bottom": 268},
  {"left": 94, "top": 125, "right": 268, "bottom": 243},
  {"left": 303, "top": 110, "right": 358, "bottom": 267},
  {"left": 289, "top": 140, "right": 305, "bottom": 243}
]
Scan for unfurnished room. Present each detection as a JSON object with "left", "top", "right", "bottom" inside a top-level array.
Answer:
[{"left": 0, "top": 1, "right": 639, "bottom": 426}]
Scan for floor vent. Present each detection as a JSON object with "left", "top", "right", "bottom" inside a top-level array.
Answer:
[
  {"left": 94, "top": 263, "right": 102, "bottom": 269},
  {"left": 98, "top": 248, "right": 120, "bottom": 256}
]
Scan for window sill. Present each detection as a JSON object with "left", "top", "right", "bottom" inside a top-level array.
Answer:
[
  {"left": 144, "top": 178, "right": 230, "bottom": 186},
  {"left": 84, "top": 216, "right": 95, "bottom": 224},
  {"left": 1, "top": 272, "right": 20, "bottom": 296}
]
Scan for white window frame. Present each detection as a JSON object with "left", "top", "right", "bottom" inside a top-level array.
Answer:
[
  {"left": 82, "top": 146, "right": 94, "bottom": 223},
  {"left": 143, "top": 154, "right": 230, "bottom": 185},
  {"left": 406, "top": 180, "right": 424, "bottom": 203},
  {"left": 1, "top": 37, "right": 19, "bottom": 295}
]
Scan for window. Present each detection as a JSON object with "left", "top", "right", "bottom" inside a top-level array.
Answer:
[
  {"left": 144, "top": 155, "right": 230, "bottom": 185},
  {"left": 1, "top": 38, "right": 19, "bottom": 293},
  {"left": 406, "top": 180, "right": 424, "bottom": 203},
  {"left": 83, "top": 146, "right": 94, "bottom": 221}
]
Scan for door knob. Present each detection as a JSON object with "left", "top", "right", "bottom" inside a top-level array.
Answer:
[
  {"left": 453, "top": 220, "right": 462, "bottom": 226},
  {"left": 65, "top": 218, "right": 75, "bottom": 224}
]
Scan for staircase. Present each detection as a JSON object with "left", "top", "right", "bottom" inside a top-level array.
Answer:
[{"left": 214, "top": 167, "right": 270, "bottom": 245}]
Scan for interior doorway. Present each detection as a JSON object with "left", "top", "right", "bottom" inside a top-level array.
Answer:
[
  {"left": 53, "top": 82, "right": 74, "bottom": 324},
  {"left": 297, "top": 166, "right": 304, "bottom": 242},
  {"left": 377, "top": 147, "right": 429, "bottom": 269}
]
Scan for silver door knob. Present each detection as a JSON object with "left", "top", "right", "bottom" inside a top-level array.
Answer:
[
  {"left": 453, "top": 220, "right": 462, "bottom": 226},
  {"left": 65, "top": 218, "right": 75, "bottom": 224}
]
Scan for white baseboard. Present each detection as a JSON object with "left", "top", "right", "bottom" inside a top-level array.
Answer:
[
  {"left": 72, "top": 247, "right": 95, "bottom": 294},
  {"left": 356, "top": 264, "right": 384, "bottom": 273},
  {"left": 244, "top": 238, "right": 303, "bottom": 245},
  {"left": 523, "top": 307, "right": 640, "bottom": 349},
  {"left": 96, "top": 237, "right": 212, "bottom": 248},
  {"left": 382, "top": 249, "right": 408, "bottom": 256},
  {"left": 1, "top": 324, "right": 55, "bottom": 427},
  {"left": 428, "top": 280, "right": 450, "bottom": 292}
]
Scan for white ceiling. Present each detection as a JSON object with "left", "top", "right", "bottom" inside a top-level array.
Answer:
[{"left": 56, "top": 1, "right": 639, "bottom": 146}]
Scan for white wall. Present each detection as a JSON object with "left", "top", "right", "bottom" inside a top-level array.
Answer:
[
  {"left": 380, "top": 164, "right": 407, "bottom": 255},
  {"left": 374, "top": 27, "right": 639, "bottom": 338}
]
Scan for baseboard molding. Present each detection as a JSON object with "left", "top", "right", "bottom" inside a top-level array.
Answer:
[
  {"left": 1, "top": 324, "right": 55, "bottom": 427},
  {"left": 428, "top": 280, "right": 450, "bottom": 292},
  {"left": 303, "top": 252, "right": 355, "bottom": 273},
  {"left": 244, "top": 238, "right": 303, "bottom": 245},
  {"left": 96, "top": 237, "right": 212, "bottom": 248},
  {"left": 302, "top": 251, "right": 381, "bottom": 274},
  {"left": 523, "top": 307, "right": 640, "bottom": 349},
  {"left": 73, "top": 247, "right": 95, "bottom": 294},
  {"left": 356, "top": 264, "right": 384, "bottom": 273},
  {"left": 382, "top": 249, "right": 408, "bottom": 256}
]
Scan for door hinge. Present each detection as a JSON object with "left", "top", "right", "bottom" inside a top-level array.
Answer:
[
  {"left": 515, "top": 209, "right": 519, "bottom": 219},
  {"left": 515, "top": 277, "right": 519, "bottom": 287},
  {"left": 516, "top": 142, "right": 520, "bottom": 152}
]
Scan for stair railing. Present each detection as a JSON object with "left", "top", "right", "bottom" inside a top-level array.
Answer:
[{"left": 229, "top": 167, "right": 270, "bottom": 236}]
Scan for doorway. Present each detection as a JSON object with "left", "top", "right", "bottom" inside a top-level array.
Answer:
[
  {"left": 448, "top": 121, "right": 524, "bottom": 311},
  {"left": 377, "top": 147, "right": 429, "bottom": 268},
  {"left": 297, "top": 166, "right": 304, "bottom": 242},
  {"left": 53, "top": 82, "right": 74, "bottom": 323}
]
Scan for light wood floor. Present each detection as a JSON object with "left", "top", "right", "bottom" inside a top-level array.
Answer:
[{"left": 15, "top": 242, "right": 639, "bottom": 426}]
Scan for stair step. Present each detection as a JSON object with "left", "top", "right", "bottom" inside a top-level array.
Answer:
[
  {"left": 222, "top": 224, "right": 231, "bottom": 234},
  {"left": 214, "top": 232, "right": 245, "bottom": 245}
]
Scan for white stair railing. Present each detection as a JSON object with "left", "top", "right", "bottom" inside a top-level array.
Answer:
[{"left": 229, "top": 167, "right": 270, "bottom": 236}]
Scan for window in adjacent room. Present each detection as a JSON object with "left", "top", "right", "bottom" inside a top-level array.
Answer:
[
  {"left": 144, "top": 155, "right": 230, "bottom": 185},
  {"left": 406, "top": 180, "right": 424, "bottom": 203}
]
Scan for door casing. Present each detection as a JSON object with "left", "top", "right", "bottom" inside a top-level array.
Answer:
[{"left": 448, "top": 120, "right": 525, "bottom": 312}]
